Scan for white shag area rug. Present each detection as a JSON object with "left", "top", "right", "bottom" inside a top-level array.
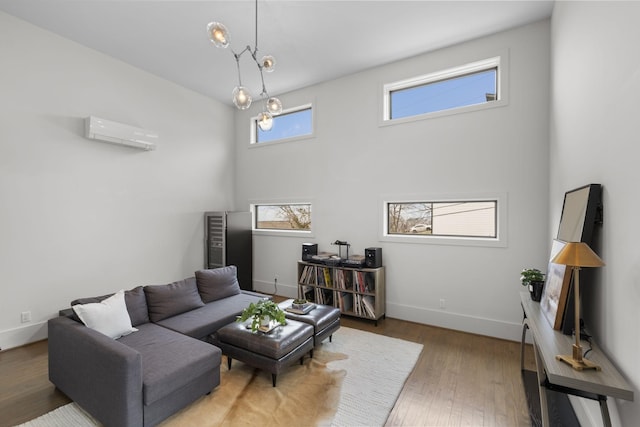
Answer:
[{"left": 18, "top": 327, "right": 423, "bottom": 427}]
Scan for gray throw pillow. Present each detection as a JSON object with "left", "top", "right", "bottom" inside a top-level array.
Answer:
[
  {"left": 71, "top": 286, "right": 150, "bottom": 326},
  {"left": 195, "top": 266, "right": 241, "bottom": 303},
  {"left": 123, "top": 286, "right": 150, "bottom": 326},
  {"left": 144, "top": 277, "right": 204, "bottom": 322}
]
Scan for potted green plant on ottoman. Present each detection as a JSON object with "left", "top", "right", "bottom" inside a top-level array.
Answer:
[{"left": 237, "top": 300, "right": 287, "bottom": 332}]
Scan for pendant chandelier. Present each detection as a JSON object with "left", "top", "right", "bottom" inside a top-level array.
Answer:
[{"left": 207, "top": 0, "right": 282, "bottom": 131}]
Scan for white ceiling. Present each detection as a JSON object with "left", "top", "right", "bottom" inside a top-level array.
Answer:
[{"left": 0, "top": 0, "right": 554, "bottom": 106}]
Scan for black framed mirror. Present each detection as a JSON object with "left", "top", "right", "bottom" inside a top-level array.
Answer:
[
  {"left": 556, "top": 184, "right": 602, "bottom": 335},
  {"left": 557, "top": 183, "right": 603, "bottom": 245}
]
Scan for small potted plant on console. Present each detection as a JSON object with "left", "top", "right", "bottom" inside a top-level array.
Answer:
[
  {"left": 520, "top": 268, "right": 545, "bottom": 302},
  {"left": 237, "top": 300, "right": 287, "bottom": 332}
]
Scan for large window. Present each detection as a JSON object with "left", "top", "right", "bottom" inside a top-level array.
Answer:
[
  {"left": 383, "top": 56, "right": 504, "bottom": 122},
  {"left": 381, "top": 193, "right": 507, "bottom": 247},
  {"left": 386, "top": 199, "right": 498, "bottom": 239},
  {"left": 252, "top": 104, "right": 313, "bottom": 144},
  {"left": 252, "top": 203, "right": 312, "bottom": 232}
]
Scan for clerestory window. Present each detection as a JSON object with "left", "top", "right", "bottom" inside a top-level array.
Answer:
[
  {"left": 251, "top": 203, "right": 312, "bottom": 233},
  {"left": 386, "top": 200, "right": 497, "bottom": 238},
  {"left": 251, "top": 104, "right": 313, "bottom": 145},
  {"left": 383, "top": 55, "right": 505, "bottom": 123}
]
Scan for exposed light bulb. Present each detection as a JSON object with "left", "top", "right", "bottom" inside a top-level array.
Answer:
[
  {"left": 207, "top": 22, "right": 229, "bottom": 48},
  {"left": 261, "top": 55, "right": 276, "bottom": 72},
  {"left": 266, "top": 97, "right": 283, "bottom": 115},
  {"left": 258, "top": 111, "right": 273, "bottom": 131},
  {"left": 233, "top": 86, "right": 252, "bottom": 110}
]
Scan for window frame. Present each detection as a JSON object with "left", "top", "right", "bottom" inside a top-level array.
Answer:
[
  {"left": 379, "top": 193, "right": 507, "bottom": 247},
  {"left": 250, "top": 199, "right": 314, "bottom": 237},
  {"left": 381, "top": 53, "right": 509, "bottom": 126},
  {"left": 250, "top": 103, "right": 315, "bottom": 146}
]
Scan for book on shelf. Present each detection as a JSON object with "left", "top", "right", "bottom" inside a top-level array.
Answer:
[
  {"left": 315, "top": 266, "right": 333, "bottom": 287},
  {"left": 364, "top": 273, "right": 375, "bottom": 292},
  {"left": 337, "top": 292, "right": 353, "bottom": 312},
  {"left": 301, "top": 285, "right": 314, "bottom": 302},
  {"left": 361, "top": 295, "right": 375, "bottom": 317},
  {"left": 354, "top": 271, "right": 367, "bottom": 293},
  {"left": 322, "top": 288, "right": 334, "bottom": 306},
  {"left": 300, "top": 265, "right": 317, "bottom": 285},
  {"left": 354, "top": 294, "right": 362, "bottom": 316},
  {"left": 335, "top": 269, "right": 354, "bottom": 290},
  {"left": 325, "top": 268, "right": 333, "bottom": 287}
]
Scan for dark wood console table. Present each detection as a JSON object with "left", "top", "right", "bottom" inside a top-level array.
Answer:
[{"left": 520, "top": 292, "right": 633, "bottom": 427}]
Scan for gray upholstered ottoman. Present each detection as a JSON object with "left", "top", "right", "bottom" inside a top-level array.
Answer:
[
  {"left": 216, "top": 318, "right": 313, "bottom": 387},
  {"left": 279, "top": 300, "right": 341, "bottom": 347}
]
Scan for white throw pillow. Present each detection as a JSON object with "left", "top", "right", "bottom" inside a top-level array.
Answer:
[{"left": 72, "top": 289, "right": 138, "bottom": 339}]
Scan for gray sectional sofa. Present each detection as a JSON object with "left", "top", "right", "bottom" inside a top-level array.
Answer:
[{"left": 48, "top": 266, "right": 268, "bottom": 427}]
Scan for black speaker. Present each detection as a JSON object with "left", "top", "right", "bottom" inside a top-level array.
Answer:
[
  {"left": 302, "top": 243, "right": 318, "bottom": 261},
  {"left": 365, "top": 247, "right": 382, "bottom": 268}
]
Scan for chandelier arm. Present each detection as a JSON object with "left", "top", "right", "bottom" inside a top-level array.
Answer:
[
  {"left": 234, "top": 46, "right": 251, "bottom": 59},
  {"left": 259, "top": 69, "right": 268, "bottom": 98},
  {"left": 235, "top": 55, "right": 243, "bottom": 85},
  {"left": 254, "top": 0, "right": 259, "bottom": 51}
]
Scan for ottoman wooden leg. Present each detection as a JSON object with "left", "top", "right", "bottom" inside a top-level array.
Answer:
[{"left": 272, "top": 374, "right": 277, "bottom": 387}]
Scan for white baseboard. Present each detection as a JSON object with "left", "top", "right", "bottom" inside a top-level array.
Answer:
[
  {"left": 0, "top": 321, "right": 48, "bottom": 351},
  {"left": 252, "top": 281, "right": 525, "bottom": 342},
  {"left": 386, "top": 301, "right": 525, "bottom": 342}
]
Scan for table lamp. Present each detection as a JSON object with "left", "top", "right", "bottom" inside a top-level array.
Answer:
[{"left": 551, "top": 241, "right": 605, "bottom": 371}]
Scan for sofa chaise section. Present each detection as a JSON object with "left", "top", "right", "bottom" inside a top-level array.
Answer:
[
  {"left": 48, "top": 265, "right": 266, "bottom": 427},
  {"left": 48, "top": 312, "right": 220, "bottom": 427}
]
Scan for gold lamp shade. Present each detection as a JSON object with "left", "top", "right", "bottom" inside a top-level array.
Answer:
[{"left": 551, "top": 242, "right": 605, "bottom": 268}]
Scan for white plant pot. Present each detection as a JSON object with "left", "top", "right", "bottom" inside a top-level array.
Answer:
[{"left": 260, "top": 316, "right": 271, "bottom": 328}]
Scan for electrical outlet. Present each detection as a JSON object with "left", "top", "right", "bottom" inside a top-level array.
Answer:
[
  {"left": 21, "top": 311, "right": 32, "bottom": 323},
  {"left": 439, "top": 299, "right": 446, "bottom": 309}
]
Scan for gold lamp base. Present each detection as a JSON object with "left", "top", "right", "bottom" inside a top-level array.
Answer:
[{"left": 556, "top": 345, "right": 601, "bottom": 371}]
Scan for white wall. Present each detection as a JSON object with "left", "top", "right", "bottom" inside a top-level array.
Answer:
[
  {"left": 235, "top": 20, "right": 551, "bottom": 341},
  {"left": 550, "top": 2, "right": 640, "bottom": 425},
  {"left": 0, "top": 12, "right": 235, "bottom": 350}
]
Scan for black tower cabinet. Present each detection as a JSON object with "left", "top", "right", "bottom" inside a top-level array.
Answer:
[{"left": 205, "top": 211, "right": 253, "bottom": 291}]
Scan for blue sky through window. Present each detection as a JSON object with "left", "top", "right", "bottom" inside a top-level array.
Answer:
[
  {"left": 257, "top": 107, "right": 313, "bottom": 143},
  {"left": 390, "top": 68, "right": 497, "bottom": 119}
]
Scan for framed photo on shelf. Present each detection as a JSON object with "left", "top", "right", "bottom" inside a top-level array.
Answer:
[{"left": 540, "top": 239, "right": 573, "bottom": 329}]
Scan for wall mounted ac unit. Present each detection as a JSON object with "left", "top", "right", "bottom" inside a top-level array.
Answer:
[{"left": 85, "top": 116, "right": 158, "bottom": 151}]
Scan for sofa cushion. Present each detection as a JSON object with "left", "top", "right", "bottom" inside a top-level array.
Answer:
[
  {"left": 144, "top": 277, "right": 204, "bottom": 323},
  {"left": 71, "top": 286, "right": 149, "bottom": 327},
  {"left": 72, "top": 290, "right": 138, "bottom": 339},
  {"left": 122, "top": 286, "right": 150, "bottom": 326},
  {"left": 117, "top": 323, "right": 221, "bottom": 406},
  {"left": 155, "top": 292, "right": 268, "bottom": 340},
  {"left": 195, "top": 266, "right": 241, "bottom": 303}
]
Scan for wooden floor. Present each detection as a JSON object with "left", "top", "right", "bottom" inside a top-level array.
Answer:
[{"left": 0, "top": 313, "right": 536, "bottom": 427}]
